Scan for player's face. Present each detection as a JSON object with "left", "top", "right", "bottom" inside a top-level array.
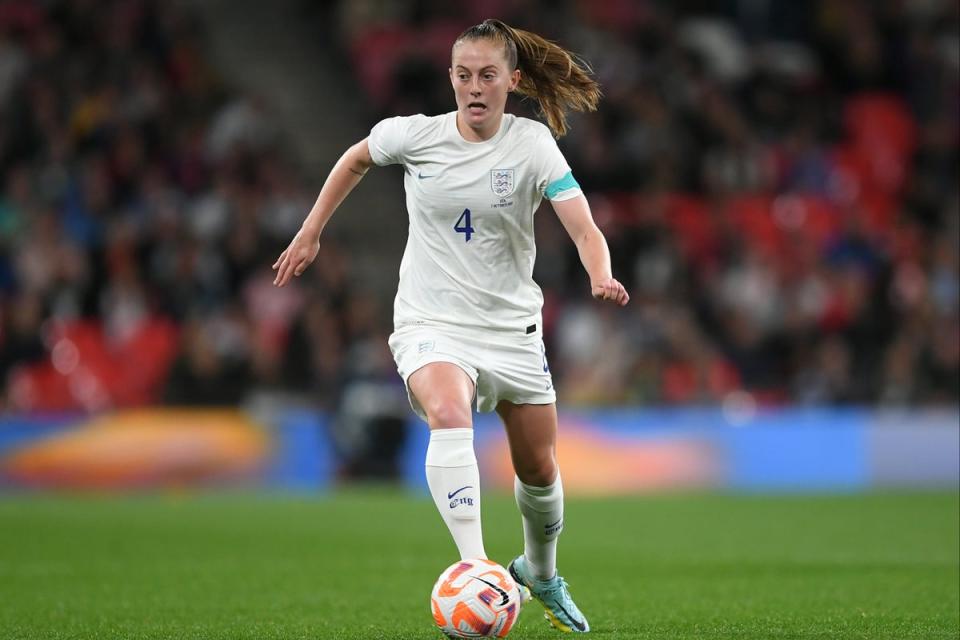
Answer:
[{"left": 450, "top": 39, "right": 520, "bottom": 139}]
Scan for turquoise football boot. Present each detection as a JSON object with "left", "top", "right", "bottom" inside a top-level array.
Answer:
[{"left": 508, "top": 555, "right": 590, "bottom": 633}]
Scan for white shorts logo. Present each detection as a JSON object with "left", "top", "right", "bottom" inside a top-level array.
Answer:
[{"left": 491, "top": 169, "right": 515, "bottom": 197}]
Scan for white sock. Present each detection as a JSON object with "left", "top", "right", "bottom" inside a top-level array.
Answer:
[
  {"left": 425, "top": 428, "right": 486, "bottom": 560},
  {"left": 515, "top": 473, "right": 564, "bottom": 581}
]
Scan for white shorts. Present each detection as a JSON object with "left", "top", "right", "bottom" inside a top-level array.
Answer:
[{"left": 388, "top": 323, "right": 556, "bottom": 420}]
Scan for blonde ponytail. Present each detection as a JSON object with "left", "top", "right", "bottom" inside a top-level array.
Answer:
[{"left": 454, "top": 19, "right": 601, "bottom": 138}]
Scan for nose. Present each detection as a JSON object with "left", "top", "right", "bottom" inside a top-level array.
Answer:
[{"left": 470, "top": 77, "right": 481, "bottom": 95}]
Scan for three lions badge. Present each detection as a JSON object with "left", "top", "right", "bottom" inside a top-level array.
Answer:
[{"left": 491, "top": 169, "right": 515, "bottom": 197}]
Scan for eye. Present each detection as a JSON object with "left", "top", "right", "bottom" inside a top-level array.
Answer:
[
  {"left": 458, "top": 74, "right": 468, "bottom": 81},
  {"left": 483, "top": 73, "right": 495, "bottom": 80}
]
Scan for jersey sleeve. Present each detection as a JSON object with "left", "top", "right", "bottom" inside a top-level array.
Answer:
[
  {"left": 368, "top": 116, "right": 409, "bottom": 166},
  {"left": 535, "top": 129, "right": 583, "bottom": 202}
]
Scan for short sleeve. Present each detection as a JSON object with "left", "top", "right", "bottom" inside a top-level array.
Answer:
[
  {"left": 368, "top": 116, "right": 409, "bottom": 166},
  {"left": 534, "top": 129, "right": 582, "bottom": 201}
]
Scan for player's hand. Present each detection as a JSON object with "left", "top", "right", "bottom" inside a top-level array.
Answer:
[
  {"left": 591, "top": 277, "right": 630, "bottom": 306},
  {"left": 272, "top": 230, "right": 320, "bottom": 287}
]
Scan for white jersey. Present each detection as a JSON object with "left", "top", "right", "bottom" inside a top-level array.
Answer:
[{"left": 368, "top": 111, "right": 581, "bottom": 333}]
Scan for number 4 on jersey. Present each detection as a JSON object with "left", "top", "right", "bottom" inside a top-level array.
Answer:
[{"left": 454, "top": 208, "right": 474, "bottom": 242}]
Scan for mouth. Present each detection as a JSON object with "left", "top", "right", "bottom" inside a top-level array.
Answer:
[{"left": 467, "top": 102, "right": 487, "bottom": 115}]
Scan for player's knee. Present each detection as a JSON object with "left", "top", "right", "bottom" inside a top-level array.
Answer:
[
  {"left": 423, "top": 397, "right": 472, "bottom": 428},
  {"left": 515, "top": 455, "right": 557, "bottom": 487}
]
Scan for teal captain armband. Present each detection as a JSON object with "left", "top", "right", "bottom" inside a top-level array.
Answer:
[{"left": 544, "top": 171, "right": 580, "bottom": 199}]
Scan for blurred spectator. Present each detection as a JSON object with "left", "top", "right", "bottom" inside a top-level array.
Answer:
[
  {"left": 0, "top": 292, "right": 45, "bottom": 388},
  {"left": 163, "top": 315, "right": 251, "bottom": 406}
]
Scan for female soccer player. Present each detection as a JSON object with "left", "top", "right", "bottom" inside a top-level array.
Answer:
[{"left": 273, "top": 19, "right": 628, "bottom": 633}]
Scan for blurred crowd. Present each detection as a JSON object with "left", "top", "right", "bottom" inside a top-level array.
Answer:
[
  {"left": 0, "top": 0, "right": 957, "bottom": 417},
  {"left": 0, "top": 0, "right": 356, "bottom": 413}
]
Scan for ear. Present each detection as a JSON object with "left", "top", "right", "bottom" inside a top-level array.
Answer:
[{"left": 508, "top": 68, "right": 521, "bottom": 92}]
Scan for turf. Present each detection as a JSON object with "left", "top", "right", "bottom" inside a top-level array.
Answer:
[{"left": 0, "top": 491, "right": 956, "bottom": 639}]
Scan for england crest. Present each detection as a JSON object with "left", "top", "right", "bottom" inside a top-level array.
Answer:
[{"left": 491, "top": 169, "right": 515, "bottom": 197}]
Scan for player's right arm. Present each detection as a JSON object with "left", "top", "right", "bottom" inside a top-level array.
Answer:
[{"left": 272, "top": 138, "right": 374, "bottom": 287}]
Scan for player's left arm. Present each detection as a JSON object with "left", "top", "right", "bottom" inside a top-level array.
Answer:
[{"left": 551, "top": 194, "right": 629, "bottom": 306}]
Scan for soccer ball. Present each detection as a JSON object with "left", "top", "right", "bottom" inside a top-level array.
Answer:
[{"left": 430, "top": 558, "right": 522, "bottom": 638}]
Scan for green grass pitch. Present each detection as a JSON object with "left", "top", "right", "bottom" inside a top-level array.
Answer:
[{"left": 0, "top": 490, "right": 957, "bottom": 639}]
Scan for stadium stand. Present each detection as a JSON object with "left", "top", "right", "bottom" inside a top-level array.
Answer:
[{"left": 0, "top": 0, "right": 956, "bottom": 413}]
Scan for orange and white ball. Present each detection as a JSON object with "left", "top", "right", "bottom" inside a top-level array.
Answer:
[{"left": 430, "top": 559, "right": 522, "bottom": 638}]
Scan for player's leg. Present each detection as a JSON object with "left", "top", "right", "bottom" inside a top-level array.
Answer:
[
  {"left": 409, "top": 362, "right": 486, "bottom": 560},
  {"left": 498, "top": 401, "right": 561, "bottom": 576},
  {"left": 498, "top": 401, "right": 589, "bottom": 633},
  {"left": 499, "top": 401, "right": 565, "bottom": 582}
]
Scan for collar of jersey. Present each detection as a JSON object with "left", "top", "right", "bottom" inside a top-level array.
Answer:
[{"left": 449, "top": 111, "right": 511, "bottom": 146}]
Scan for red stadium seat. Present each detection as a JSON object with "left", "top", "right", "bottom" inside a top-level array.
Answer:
[
  {"left": 663, "top": 194, "right": 717, "bottom": 267},
  {"left": 8, "top": 319, "right": 179, "bottom": 412},
  {"left": 842, "top": 94, "right": 917, "bottom": 196},
  {"left": 723, "top": 195, "right": 784, "bottom": 256}
]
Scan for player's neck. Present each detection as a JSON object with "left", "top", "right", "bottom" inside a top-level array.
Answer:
[{"left": 455, "top": 111, "right": 503, "bottom": 142}]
